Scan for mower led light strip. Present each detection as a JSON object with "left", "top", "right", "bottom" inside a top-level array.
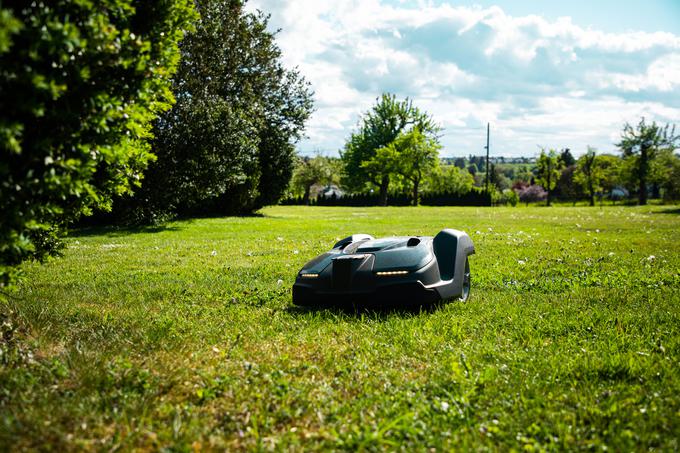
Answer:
[
  {"left": 300, "top": 273, "right": 319, "bottom": 278},
  {"left": 376, "top": 270, "right": 409, "bottom": 276}
]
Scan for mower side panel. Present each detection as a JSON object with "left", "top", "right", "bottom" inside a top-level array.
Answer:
[{"left": 432, "top": 229, "right": 475, "bottom": 300}]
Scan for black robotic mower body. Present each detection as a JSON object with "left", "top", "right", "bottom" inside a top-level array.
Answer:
[{"left": 292, "top": 229, "right": 475, "bottom": 307}]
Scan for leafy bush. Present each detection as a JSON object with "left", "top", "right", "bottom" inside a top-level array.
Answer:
[
  {"left": 0, "top": 1, "right": 195, "bottom": 285},
  {"left": 500, "top": 188, "right": 519, "bottom": 206}
]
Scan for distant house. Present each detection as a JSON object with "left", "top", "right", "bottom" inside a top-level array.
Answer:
[
  {"left": 310, "top": 183, "right": 344, "bottom": 199},
  {"left": 610, "top": 186, "right": 629, "bottom": 200}
]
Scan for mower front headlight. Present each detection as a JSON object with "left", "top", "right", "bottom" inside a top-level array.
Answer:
[{"left": 375, "top": 270, "right": 409, "bottom": 276}]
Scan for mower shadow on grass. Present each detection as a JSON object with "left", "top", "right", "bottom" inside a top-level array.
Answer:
[{"left": 285, "top": 300, "right": 450, "bottom": 319}]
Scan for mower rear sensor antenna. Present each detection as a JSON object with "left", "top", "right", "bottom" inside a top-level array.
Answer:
[{"left": 334, "top": 234, "right": 374, "bottom": 250}]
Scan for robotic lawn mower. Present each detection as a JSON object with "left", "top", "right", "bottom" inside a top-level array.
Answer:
[{"left": 293, "top": 229, "right": 475, "bottom": 307}]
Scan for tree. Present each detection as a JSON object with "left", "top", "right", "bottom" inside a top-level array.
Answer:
[
  {"left": 341, "top": 93, "right": 439, "bottom": 205},
  {"left": 559, "top": 148, "right": 576, "bottom": 167},
  {"left": 574, "top": 147, "right": 603, "bottom": 206},
  {"left": 133, "top": 0, "right": 313, "bottom": 220},
  {"left": 291, "top": 155, "right": 340, "bottom": 204},
  {"left": 536, "top": 149, "right": 562, "bottom": 206},
  {"left": 514, "top": 165, "right": 534, "bottom": 184},
  {"left": 596, "top": 154, "right": 623, "bottom": 199},
  {"left": 0, "top": 1, "right": 195, "bottom": 285},
  {"left": 555, "top": 165, "right": 582, "bottom": 204},
  {"left": 426, "top": 166, "right": 474, "bottom": 195},
  {"left": 489, "top": 164, "right": 511, "bottom": 191},
  {"left": 366, "top": 128, "right": 440, "bottom": 205},
  {"left": 617, "top": 118, "right": 679, "bottom": 205},
  {"left": 651, "top": 149, "right": 680, "bottom": 202},
  {"left": 501, "top": 189, "right": 519, "bottom": 207}
]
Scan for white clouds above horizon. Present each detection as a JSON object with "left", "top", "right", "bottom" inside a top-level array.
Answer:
[{"left": 247, "top": 1, "right": 680, "bottom": 157}]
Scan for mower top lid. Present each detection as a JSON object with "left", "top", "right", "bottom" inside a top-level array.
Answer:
[{"left": 301, "top": 234, "right": 436, "bottom": 275}]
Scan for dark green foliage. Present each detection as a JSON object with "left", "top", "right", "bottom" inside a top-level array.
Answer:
[
  {"left": 574, "top": 147, "right": 602, "bottom": 206},
  {"left": 489, "top": 164, "right": 511, "bottom": 191},
  {"left": 0, "top": 0, "right": 195, "bottom": 285},
  {"left": 133, "top": 0, "right": 313, "bottom": 221},
  {"left": 558, "top": 148, "right": 576, "bottom": 167},
  {"left": 617, "top": 118, "right": 679, "bottom": 205},
  {"left": 281, "top": 188, "right": 491, "bottom": 207},
  {"left": 555, "top": 165, "right": 582, "bottom": 204},
  {"left": 425, "top": 165, "right": 474, "bottom": 195},
  {"left": 536, "top": 149, "right": 562, "bottom": 206},
  {"left": 341, "top": 93, "right": 439, "bottom": 205}
]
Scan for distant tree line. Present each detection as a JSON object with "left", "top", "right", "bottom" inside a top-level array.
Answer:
[
  {"left": 285, "top": 104, "right": 680, "bottom": 208},
  {"left": 282, "top": 188, "right": 491, "bottom": 207}
]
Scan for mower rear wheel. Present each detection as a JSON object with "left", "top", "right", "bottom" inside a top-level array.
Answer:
[{"left": 460, "top": 257, "right": 471, "bottom": 301}]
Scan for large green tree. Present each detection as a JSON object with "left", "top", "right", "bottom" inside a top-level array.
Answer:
[
  {"left": 133, "top": 0, "right": 313, "bottom": 220},
  {"left": 617, "top": 118, "right": 678, "bottom": 205},
  {"left": 0, "top": 1, "right": 195, "bottom": 285},
  {"left": 364, "top": 128, "right": 441, "bottom": 205},
  {"left": 536, "top": 149, "right": 562, "bottom": 206},
  {"left": 341, "top": 93, "right": 439, "bottom": 206}
]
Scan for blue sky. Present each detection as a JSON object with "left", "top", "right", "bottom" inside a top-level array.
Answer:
[
  {"left": 247, "top": 1, "right": 680, "bottom": 157},
  {"left": 418, "top": 1, "right": 680, "bottom": 34}
]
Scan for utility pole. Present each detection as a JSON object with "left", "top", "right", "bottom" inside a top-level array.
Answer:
[{"left": 484, "top": 123, "right": 490, "bottom": 193}]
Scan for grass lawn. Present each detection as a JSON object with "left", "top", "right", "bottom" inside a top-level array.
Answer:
[{"left": 2, "top": 205, "right": 679, "bottom": 450}]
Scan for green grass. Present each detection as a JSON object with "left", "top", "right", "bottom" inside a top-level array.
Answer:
[{"left": 2, "top": 205, "right": 679, "bottom": 451}]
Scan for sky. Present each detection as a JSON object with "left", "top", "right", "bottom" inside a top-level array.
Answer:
[{"left": 246, "top": 0, "right": 680, "bottom": 158}]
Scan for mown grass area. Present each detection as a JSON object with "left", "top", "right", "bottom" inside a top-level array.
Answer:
[{"left": 2, "top": 205, "right": 679, "bottom": 451}]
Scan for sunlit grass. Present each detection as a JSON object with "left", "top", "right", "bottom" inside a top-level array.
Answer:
[{"left": 2, "top": 205, "right": 679, "bottom": 450}]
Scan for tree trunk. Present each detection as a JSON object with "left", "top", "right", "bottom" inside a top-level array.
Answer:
[
  {"left": 303, "top": 185, "right": 311, "bottom": 205},
  {"left": 379, "top": 175, "right": 389, "bottom": 206},
  {"left": 412, "top": 178, "right": 419, "bottom": 206},
  {"left": 589, "top": 182, "right": 594, "bottom": 207},
  {"left": 639, "top": 146, "right": 648, "bottom": 205}
]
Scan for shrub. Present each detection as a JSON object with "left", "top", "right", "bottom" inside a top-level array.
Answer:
[
  {"left": 518, "top": 185, "right": 548, "bottom": 206},
  {"left": 0, "top": 1, "right": 196, "bottom": 285}
]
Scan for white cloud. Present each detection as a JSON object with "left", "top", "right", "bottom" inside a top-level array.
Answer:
[
  {"left": 247, "top": 1, "right": 680, "bottom": 156},
  {"left": 605, "top": 54, "right": 680, "bottom": 92}
]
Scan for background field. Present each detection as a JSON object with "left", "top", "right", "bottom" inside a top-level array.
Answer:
[{"left": 2, "top": 206, "right": 679, "bottom": 450}]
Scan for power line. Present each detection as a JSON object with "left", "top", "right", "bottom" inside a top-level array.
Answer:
[{"left": 484, "top": 123, "right": 490, "bottom": 193}]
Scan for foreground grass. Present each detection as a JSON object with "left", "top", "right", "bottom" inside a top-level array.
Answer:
[{"left": 2, "top": 205, "right": 679, "bottom": 450}]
